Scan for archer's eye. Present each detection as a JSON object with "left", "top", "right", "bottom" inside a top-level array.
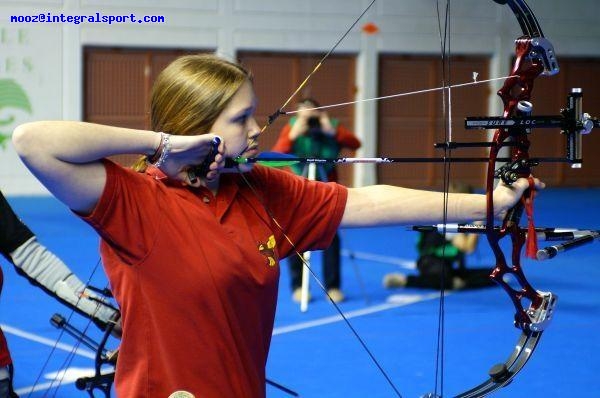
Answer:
[{"left": 232, "top": 113, "right": 250, "bottom": 125}]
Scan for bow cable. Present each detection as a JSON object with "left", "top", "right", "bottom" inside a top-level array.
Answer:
[{"left": 280, "top": 75, "right": 515, "bottom": 116}]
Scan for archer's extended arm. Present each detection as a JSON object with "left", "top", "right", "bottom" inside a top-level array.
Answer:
[{"left": 0, "top": 191, "right": 118, "bottom": 330}]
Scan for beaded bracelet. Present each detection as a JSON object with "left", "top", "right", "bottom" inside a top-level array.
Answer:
[{"left": 148, "top": 132, "right": 171, "bottom": 169}]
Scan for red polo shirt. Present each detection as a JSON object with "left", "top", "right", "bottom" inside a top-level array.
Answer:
[{"left": 83, "top": 160, "right": 347, "bottom": 397}]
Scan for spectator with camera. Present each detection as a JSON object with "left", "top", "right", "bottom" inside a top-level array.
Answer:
[{"left": 272, "top": 98, "right": 361, "bottom": 303}]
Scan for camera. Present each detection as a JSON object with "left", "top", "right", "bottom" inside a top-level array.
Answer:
[
  {"left": 307, "top": 117, "right": 320, "bottom": 130},
  {"left": 307, "top": 116, "right": 325, "bottom": 140}
]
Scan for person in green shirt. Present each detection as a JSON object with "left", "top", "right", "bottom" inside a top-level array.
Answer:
[
  {"left": 272, "top": 98, "right": 361, "bottom": 303},
  {"left": 383, "top": 183, "right": 496, "bottom": 291}
]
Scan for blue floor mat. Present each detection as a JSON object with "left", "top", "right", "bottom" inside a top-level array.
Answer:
[{"left": 1, "top": 188, "right": 599, "bottom": 397}]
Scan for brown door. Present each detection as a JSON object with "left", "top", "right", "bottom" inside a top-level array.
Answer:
[
  {"left": 378, "top": 55, "right": 490, "bottom": 190},
  {"left": 84, "top": 47, "right": 206, "bottom": 166}
]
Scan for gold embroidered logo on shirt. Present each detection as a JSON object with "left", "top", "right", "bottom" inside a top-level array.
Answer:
[{"left": 258, "top": 235, "right": 277, "bottom": 267}]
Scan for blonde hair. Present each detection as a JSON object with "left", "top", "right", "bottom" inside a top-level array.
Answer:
[{"left": 133, "top": 53, "right": 251, "bottom": 171}]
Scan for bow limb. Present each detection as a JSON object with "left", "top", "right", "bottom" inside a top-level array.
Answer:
[{"left": 26, "top": 264, "right": 120, "bottom": 396}]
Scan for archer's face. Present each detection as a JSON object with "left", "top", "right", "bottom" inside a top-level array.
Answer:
[{"left": 210, "top": 80, "right": 260, "bottom": 172}]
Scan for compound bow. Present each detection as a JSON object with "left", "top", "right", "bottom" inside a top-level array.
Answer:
[{"left": 248, "top": 1, "right": 598, "bottom": 397}]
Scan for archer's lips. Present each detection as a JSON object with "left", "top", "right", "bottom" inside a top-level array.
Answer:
[{"left": 245, "top": 147, "right": 260, "bottom": 157}]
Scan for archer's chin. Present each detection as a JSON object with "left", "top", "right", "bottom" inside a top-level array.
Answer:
[{"left": 236, "top": 163, "right": 254, "bottom": 173}]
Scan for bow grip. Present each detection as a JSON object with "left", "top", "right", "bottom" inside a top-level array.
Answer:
[{"left": 504, "top": 198, "right": 524, "bottom": 228}]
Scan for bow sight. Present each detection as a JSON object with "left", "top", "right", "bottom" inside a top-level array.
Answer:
[{"left": 464, "top": 88, "right": 598, "bottom": 169}]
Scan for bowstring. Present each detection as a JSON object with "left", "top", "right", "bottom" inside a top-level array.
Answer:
[
  {"left": 281, "top": 75, "right": 514, "bottom": 116},
  {"left": 248, "top": 1, "right": 472, "bottom": 396},
  {"left": 435, "top": 1, "right": 452, "bottom": 397}
]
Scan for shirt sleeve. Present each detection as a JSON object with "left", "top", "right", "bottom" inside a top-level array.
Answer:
[
  {"left": 0, "top": 190, "right": 34, "bottom": 256},
  {"left": 81, "top": 160, "right": 164, "bottom": 266},
  {"left": 249, "top": 166, "right": 348, "bottom": 258},
  {"left": 271, "top": 124, "right": 294, "bottom": 154},
  {"left": 335, "top": 124, "right": 361, "bottom": 150}
]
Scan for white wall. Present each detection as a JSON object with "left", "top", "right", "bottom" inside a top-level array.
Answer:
[{"left": 1, "top": 0, "right": 599, "bottom": 194}]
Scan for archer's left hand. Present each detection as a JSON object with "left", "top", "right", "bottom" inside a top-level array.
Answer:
[{"left": 493, "top": 176, "right": 545, "bottom": 219}]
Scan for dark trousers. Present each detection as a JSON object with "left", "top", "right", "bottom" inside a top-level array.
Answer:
[
  {"left": 289, "top": 233, "right": 341, "bottom": 290},
  {"left": 406, "top": 268, "right": 495, "bottom": 290},
  {"left": 0, "top": 365, "right": 17, "bottom": 398}
]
